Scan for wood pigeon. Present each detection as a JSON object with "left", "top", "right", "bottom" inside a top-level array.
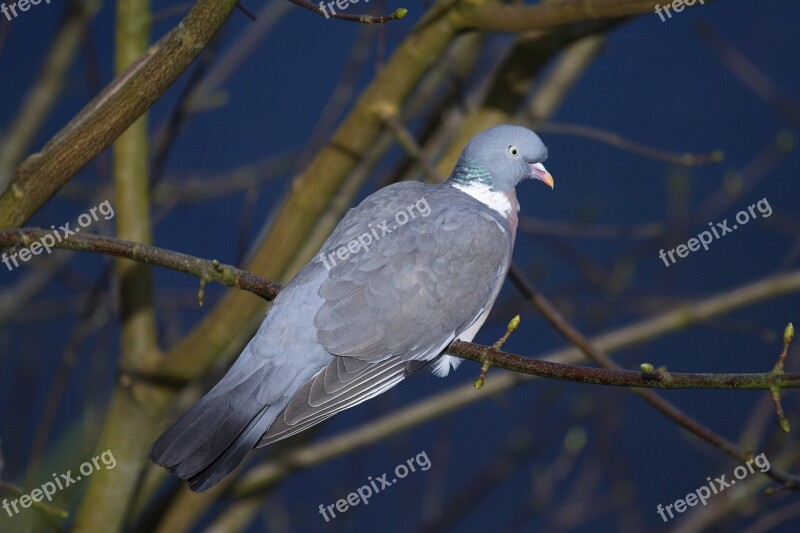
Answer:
[{"left": 148, "top": 125, "right": 554, "bottom": 491}]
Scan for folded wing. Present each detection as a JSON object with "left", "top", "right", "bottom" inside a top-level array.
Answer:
[{"left": 260, "top": 183, "right": 512, "bottom": 445}]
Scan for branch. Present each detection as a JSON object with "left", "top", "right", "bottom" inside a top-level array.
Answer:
[
  {"left": 447, "top": 339, "right": 800, "bottom": 390},
  {"left": 534, "top": 122, "right": 724, "bottom": 166},
  {"left": 0, "top": 229, "right": 281, "bottom": 300},
  {"left": 11, "top": 227, "right": 791, "bottom": 496},
  {"left": 156, "top": 0, "right": 465, "bottom": 383},
  {"left": 73, "top": 2, "right": 162, "bottom": 528},
  {"left": 0, "top": 0, "right": 101, "bottom": 191},
  {"left": 518, "top": 217, "right": 662, "bottom": 240},
  {"left": 229, "top": 273, "right": 800, "bottom": 498},
  {"left": 4, "top": 228, "right": 798, "bottom": 395},
  {"left": 696, "top": 22, "right": 800, "bottom": 126},
  {"left": 453, "top": 0, "right": 716, "bottom": 33},
  {"left": 286, "top": 0, "right": 408, "bottom": 24},
  {"left": 0, "top": 0, "right": 241, "bottom": 228},
  {"left": 381, "top": 112, "right": 443, "bottom": 182},
  {"left": 235, "top": 1, "right": 257, "bottom": 21},
  {"left": 505, "top": 264, "right": 799, "bottom": 489}
]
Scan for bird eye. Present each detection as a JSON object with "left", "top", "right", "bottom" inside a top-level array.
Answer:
[{"left": 508, "top": 146, "right": 520, "bottom": 157}]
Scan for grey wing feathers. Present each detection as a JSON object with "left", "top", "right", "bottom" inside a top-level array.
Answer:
[
  {"left": 259, "top": 356, "right": 412, "bottom": 446},
  {"left": 259, "top": 183, "right": 512, "bottom": 446},
  {"left": 315, "top": 182, "right": 511, "bottom": 362}
]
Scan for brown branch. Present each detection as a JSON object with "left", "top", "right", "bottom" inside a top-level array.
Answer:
[
  {"left": 506, "top": 264, "right": 800, "bottom": 489},
  {"left": 696, "top": 23, "right": 800, "bottom": 126},
  {"left": 381, "top": 112, "right": 443, "bottom": 182},
  {"left": 534, "top": 121, "right": 724, "bottom": 166},
  {"left": 286, "top": 0, "right": 408, "bottom": 24},
  {"left": 229, "top": 271, "right": 800, "bottom": 498},
  {"left": 518, "top": 217, "right": 663, "bottom": 240},
  {"left": 448, "top": 340, "right": 800, "bottom": 390},
  {"left": 3, "top": 228, "right": 798, "bottom": 396},
  {"left": 235, "top": 1, "right": 257, "bottom": 21},
  {"left": 0, "top": 0, "right": 701, "bottom": 228},
  {"left": 0, "top": 229, "right": 281, "bottom": 300}
]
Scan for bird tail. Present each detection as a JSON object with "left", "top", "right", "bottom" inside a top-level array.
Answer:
[{"left": 147, "top": 347, "right": 281, "bottom": 492}]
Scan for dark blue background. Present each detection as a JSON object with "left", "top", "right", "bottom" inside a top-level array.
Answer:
[{"left": 1, "top": 0, "right": 799, "bottom": 531}]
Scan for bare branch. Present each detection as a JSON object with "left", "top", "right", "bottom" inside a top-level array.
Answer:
[
  {"left": 453, "top": 0, "right": 715, "bottom": 33},
  {"left": 0, "top": 0, "right": 101, "bottom": 191},
  {"left": 0, "top": 0, "right": 241, "bottom": 228},
  {"left": 448, "top": 339, "right": 800, "bottom": 391},
  {"left": 3, "top": 228, "right": 797, "bottom": 398},
  {"left": 534, "top": 122, "right": 724, "bottom": 166},
  {"left": 286, "top": 0, "right": 408, "bottom": 24},
  {"left": 0, "top": 229, "right": 281, "bottom": 300}
]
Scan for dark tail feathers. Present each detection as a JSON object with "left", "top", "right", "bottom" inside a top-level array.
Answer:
[{"left": 148, "top": 368, "right": 280, "bottom": 492}]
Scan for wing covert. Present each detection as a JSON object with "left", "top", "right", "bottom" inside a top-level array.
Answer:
[{"left": 314, "top": 183, "right": 512, "bottom": 363}]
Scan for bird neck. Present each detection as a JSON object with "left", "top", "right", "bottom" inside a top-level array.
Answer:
[
  {"left": 449, "top": 161, "right": 519, "bottom": 240},
  {"left": 449, "top": 162, "right": 493, "bottom": 188},
  {"left": 449, "top": 177, "right": 518, "bottom": 215}
]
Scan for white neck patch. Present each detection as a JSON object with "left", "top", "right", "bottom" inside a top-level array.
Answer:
[{"left": 452, "top": 182, "right": 515, "bottom": 218}]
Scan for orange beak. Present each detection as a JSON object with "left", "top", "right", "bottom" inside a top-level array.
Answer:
[{"left": 530, "top": 162, "right": 554, "bottom": 189}]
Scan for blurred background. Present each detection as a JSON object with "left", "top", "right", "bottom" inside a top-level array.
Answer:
[{"left": 1, "top": 0, "right": 799, "bottom": 531}]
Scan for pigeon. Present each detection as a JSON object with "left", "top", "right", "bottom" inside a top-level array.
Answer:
[{"left": 148, "top": 125, "right": 554, "bottom": 492}]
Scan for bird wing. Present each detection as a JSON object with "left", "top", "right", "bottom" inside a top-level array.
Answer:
[{"left": 259, "top": 182, "right": 511, "bottom": 446}]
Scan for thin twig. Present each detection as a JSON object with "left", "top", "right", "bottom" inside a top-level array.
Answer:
[
  {"left": 696, "top": 23, "right": 800, "bottom": 126},
  {"left": 535, "top": 122, "right": 724, "bottom": 166},
  {"left": 231, "top": 269, "right": 800, "bottom": 497},
  {"left": 518, "top": 217, "right": 662, "bottom": 240},
  {"left": 381, "top": 112, "right": 443, "bottom": 182},
  {"left": 0, "top": 229, "right": 281, "bottom": 300},
  {"left": 2, "top": 228, "right": 798, "bottom": 395},
  {"left": 449, "top": 340, "right": 800, "bottom": 390},
  {"left": 506, "top": 264, "right": 799, "bottom": 489},
  {"left": 235, "top": 1, "right": 257, "bottom": 20},
  {"left": 286, "top": 0, "right": 407, "bottom": 24}
]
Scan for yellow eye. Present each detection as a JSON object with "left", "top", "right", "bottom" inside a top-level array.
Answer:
[{"left": 508, "top": 146, "right": 520, "bottom": 156}]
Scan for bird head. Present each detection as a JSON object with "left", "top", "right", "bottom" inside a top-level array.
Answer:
[{"left": 450, "top": 125, "right": 553, "bottom": 192}]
